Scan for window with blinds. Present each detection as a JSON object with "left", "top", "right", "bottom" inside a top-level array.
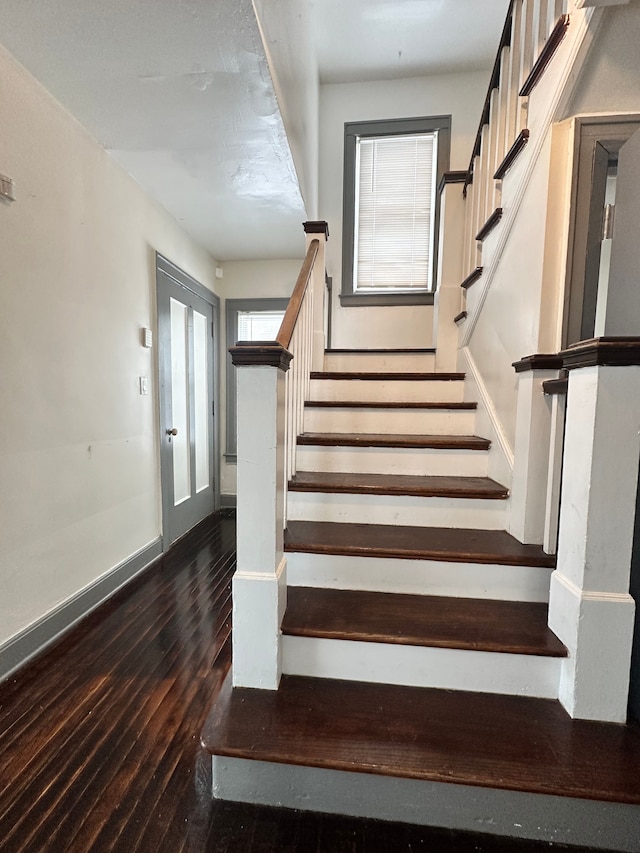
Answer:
[
  {"left": 341, "top": 116, "right": 450, "bottom": 306},
  {"left": 237, "top": 310, "right": 285, "bottom": 341},
  {"left": 355, "top": 132, "right": 437, "bottom": 293}
]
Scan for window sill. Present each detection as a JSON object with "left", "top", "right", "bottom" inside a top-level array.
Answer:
[{"left": 339, "top": 291, "right": 435, "bottom": 307}]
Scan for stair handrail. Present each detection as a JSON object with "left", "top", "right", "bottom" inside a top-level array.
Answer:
[{"left": 275, "top": 239, "right": 319, "bottom": 349}]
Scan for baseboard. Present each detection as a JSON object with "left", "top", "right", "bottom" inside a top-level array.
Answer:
[
  {"left": 0, "top": 538, "right": 163, "bottom": 684},
  {"left": 221, "top": 493, "right": 237, "bottom": 509}
]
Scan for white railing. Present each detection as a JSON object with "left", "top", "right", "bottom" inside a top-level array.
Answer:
[
  {"left": 229, "top": 221, "right": 328, "bottom": 689},
  {"left": 462, "top": 0, "right": 570, "bottom": 279}
]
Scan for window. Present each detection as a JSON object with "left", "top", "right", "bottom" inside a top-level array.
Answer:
[
  {"left": 341, "top": 116, "right": 451, "bottom": 306},
  {"left": 225, "top": 298, "right": 288, "bottom": 460}
]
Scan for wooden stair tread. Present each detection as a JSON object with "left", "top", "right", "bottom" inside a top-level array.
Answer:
[
  {"left": 310, "top": 371, "right": 465, "bottom": 381},
  {"left": 305, "top": 400, "right": 477, "bottom": 410},
  {"left": 325, "top": 348, "right": 435, "bottom": 354},
  {"left": 284, "top": 521, "right": 556, "bottom": 567},
  {"left": 297, "top": 432, "right": 491, "bottom": 450},
  {"left": 202, "top": 674, "right": 640, "bottom": 804},
  {"left": 282, "top": 588, "right": 566, "bottom": 657},
  {"left": 288, "top": 471, "right": 508, "bottom": 499}
]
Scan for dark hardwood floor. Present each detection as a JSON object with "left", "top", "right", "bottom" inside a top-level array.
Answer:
[{"left": 0, "top": 513, "right": 615, "bottom": 852}]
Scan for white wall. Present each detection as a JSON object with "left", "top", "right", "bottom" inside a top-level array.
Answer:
[
  {"left": 0, "top": 45, "right": 218, "bottom": 650},
  {"left": 565, "top": 0, "right": 640, "bottom": 118},
  {"left": 253, "top": 0, "right": 319, "bottom": 219},
  {"left": 217, "top": 259, "right": 302, "bottom": 497},
  {"left": 319, "top": 72, "right": 488, "bottom": 349}
]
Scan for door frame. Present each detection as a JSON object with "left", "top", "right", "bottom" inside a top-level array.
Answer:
[
  {"left": 562, "top": 115, "right": 640, "bottom": 347},
  {"left": 156, "top": 253, "right": 220, "bottom": 548}
]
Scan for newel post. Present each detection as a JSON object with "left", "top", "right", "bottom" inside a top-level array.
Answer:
[
  {"left": 229, "top": 343, "right": 292, "bottom": 689},
  {"left": 433, "top": 176, "right": 466, "bottom": 372},
  {"left": 508, "top": 354, "right": 564, "bottom": 545},
  {"left": 303, "top": 221, "right": 329, "bottom": 372},
  {"left": 548, "top": 337, "right": 640, "bottom": 721}
]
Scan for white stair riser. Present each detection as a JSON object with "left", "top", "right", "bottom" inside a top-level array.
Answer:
[
  {"left": 282, "top": 636, "right": 561, "bottom": 699},
  {"left": 303, "top": 407, "right": 476, "bottom": 435},
  {"left": 286, "top": 552, "right": 552, "bottom": 603},
  {"left": 287, "top": 491, "right": 507, "bottom": 529},
  {"left": 295, "top": 445, "right": 489, "bottom": 477},
  {"left": 309, "top": 378, "right": 464, "bottom": 403},
  {"left": 324, "top": 353, "right": 435, "bottom": 372}
]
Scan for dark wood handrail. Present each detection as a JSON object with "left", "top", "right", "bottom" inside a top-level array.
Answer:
[{"left": 276, "top": 239, "right": 319, "bottom": 349}]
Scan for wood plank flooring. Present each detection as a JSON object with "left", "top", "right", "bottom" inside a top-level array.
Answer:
[{"left": 0, "top": 513, "right": 616, "bottom": 852}]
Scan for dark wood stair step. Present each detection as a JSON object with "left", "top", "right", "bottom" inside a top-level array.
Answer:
[
  {"left": 305, "top": 400, "right": 477, "bottom": 410},
  {"left": 284, "top": 521, "right": 556, "bottom": 568},
  {"left": 202, "top": 674, "right": 640, "bottom": 804},
  {"left": 325, "top": 347, "right": 435, "bottom": 354},
  {"left": 288, "top": 471, "right": 508, "bottom": 499},
  {"left": 310, "top": 371, "right": 465, "bottom": 381},
  {"left": 283, "top": 587, "right": 566, "bottom": 657},
  {"left": 297, "top": 432, "right": 491, "bottom": 450}
]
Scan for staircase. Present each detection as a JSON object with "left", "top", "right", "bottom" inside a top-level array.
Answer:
[
  {"left": 205, "top": 345, "right": 640, "bottom": 850},
  {"left": 281, "top": 347, "right": 564, "bottom": 697}
]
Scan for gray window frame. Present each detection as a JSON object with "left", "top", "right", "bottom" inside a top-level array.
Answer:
[
  {"left": 340, "top": 115, "right": 451, "bottom": 307},
  {"left": 224, "top": 297, "right": 289, "bottom": 461}
]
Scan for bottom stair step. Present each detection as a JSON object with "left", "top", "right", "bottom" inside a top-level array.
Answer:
[{"left": 202, "top": 675, "right": 640, "bottom": 851}]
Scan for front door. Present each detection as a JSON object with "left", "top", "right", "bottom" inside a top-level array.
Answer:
[{"left": 156, "top": 256, "right": 218, "bottom": 546}]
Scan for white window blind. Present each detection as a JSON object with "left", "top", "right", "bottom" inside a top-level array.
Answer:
[
  {"left": 355, "top": 132, "right": 437, "bottom": 292},
  {"left": 237, "top": 310, "right": 285, "bottom": 341}
]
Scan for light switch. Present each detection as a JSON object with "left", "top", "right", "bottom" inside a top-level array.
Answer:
[
  {"left": 142, "top": 328, "right": 153, "bottom": 348},
  {"left": 139, "top": 376, "right": 149, "bottom": 395}
]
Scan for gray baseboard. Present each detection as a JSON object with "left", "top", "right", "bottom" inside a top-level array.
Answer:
[
  {"left": 0, "top": 538, "right": 163, "bottom": 684},
  {"left": 212, "top": 757, "right": 640, "bottom": 851},
  {"left": 220, "top": 494, "right": 237, "bottom": 509}
]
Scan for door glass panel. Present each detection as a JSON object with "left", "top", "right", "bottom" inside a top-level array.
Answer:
[
  {"left": 193, "top": 309, "right": 210, "bottom": 493},
  {"left": 170, "top": 297, "right": 191, "bottom": 505}
]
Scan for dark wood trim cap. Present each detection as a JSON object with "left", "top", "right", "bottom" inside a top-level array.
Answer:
[
  {"left": 229, "top": 341, "right": 293, "bottom": 371},
  {"left": 520, "top": 15, "right": 570, "bottom": 97},
  {"left": 543, "top": 377, "right": 568, "bottom": 396},
  {"left": 494, "top": 130, "right": 530, "bottom": 180},
  {"left": 460, "top": 267, "right": 483, "bottom": 290},
  {"left": 476, "top": 208, "right": 503, "bottom": 242},
  {"left": 303, "top": 220, "right": 329, "bottom": 239},
  {"left": 513, "top": 353, "right": 563, "bottom": 373},
  {"left": 438, "top": 170, "right": 467, "bottom": 195},
  {"left": 561, "top": 337, "right": 640, "bottom": 370}
]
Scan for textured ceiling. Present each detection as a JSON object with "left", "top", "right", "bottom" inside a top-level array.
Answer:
[{"left": 0, "top": 0, "right": 508, "bottom": 261}]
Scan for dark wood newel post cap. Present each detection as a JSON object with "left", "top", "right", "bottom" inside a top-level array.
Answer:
[
  {"left": 560, "top": 336, "right": 640, "bottom": 370},
  {"left": 229, "top": 342, "right": 293, "bottom": 371},
  {"left": 303, "top": 221, "right": 329, "bottom": 239},
  {"left": 512, "top": 353, "right": 563, "bottom": 373}
]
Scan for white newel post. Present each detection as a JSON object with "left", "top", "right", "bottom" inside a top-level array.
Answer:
[
  {"left": 508, "top": 355, "right": 563, "bottom": 544},
  {"left": 303, "top": 221, "right": 329, "bottom": 372},
  {"left": 548, "top": 338, "right": 640, "bottom": 722},
  {"left": 434, "top": 177, "right": 466, "bottom": 372},
  {"left": 229, "top": 345, "right": 291, "bottom": 689}
]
